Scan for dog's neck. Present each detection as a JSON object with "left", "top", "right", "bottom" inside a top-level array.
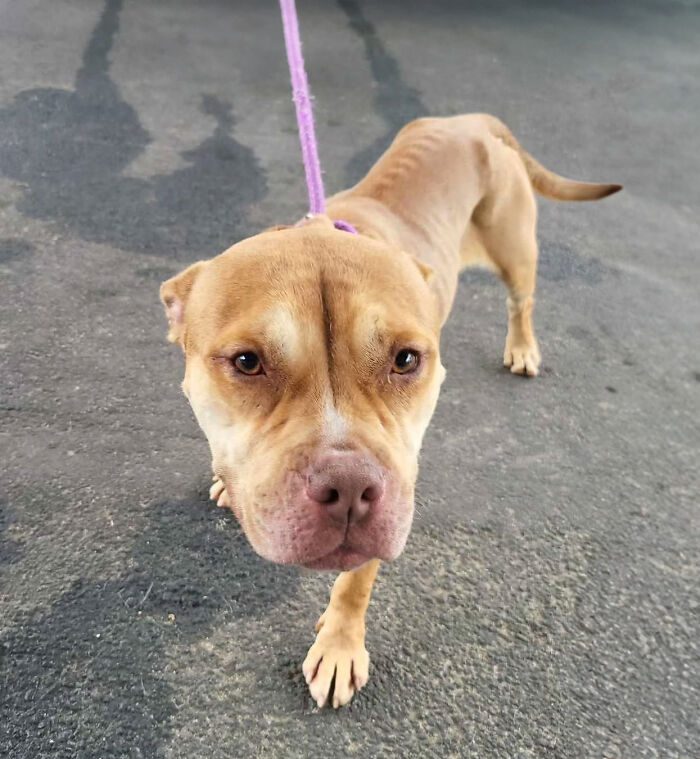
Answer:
[{"left": 326, "top": 193, "right": 466, "bottom": 324}]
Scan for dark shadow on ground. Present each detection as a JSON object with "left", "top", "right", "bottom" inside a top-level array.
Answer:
[
  {"left": 337, "top": 0, "right": 428, "bottom": 186},
  {"left": 0, "top": 494, "right": 299, "bottom": 758},
  {"left": 0, "top": 0, "right": 266, "bottom": 261},
  {"left": 0, "top": 239, "right": 36, "bottom": 266}
]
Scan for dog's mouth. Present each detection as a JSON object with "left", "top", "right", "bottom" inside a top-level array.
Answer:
[
  {"left": 225, "top": 463, "right": 414, "bottom": 569},
  {"left": 301, "top": 542, "right": 372, "bottom": 571}
]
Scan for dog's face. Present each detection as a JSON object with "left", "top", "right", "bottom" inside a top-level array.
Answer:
[{"left": 161, "top": 220, "right": 444, "bottom": 570}]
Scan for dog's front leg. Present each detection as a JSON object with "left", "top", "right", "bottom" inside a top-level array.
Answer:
[
  {"left": 303, "top": 559, "right": 379, "bottom": 708},
  {"left": 209, "top": 475, "right": 230, "bottom": 508}
]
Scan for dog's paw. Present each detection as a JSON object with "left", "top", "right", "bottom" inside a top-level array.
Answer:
[
  {"left": 503, "top": 341, "right": 540, "bottom": 377},
  {"left": 302, "top": 610, "right": 370, "bottom": 709},
  {"left": 209, "top": 476, "right": 231, "bottom": 509}
]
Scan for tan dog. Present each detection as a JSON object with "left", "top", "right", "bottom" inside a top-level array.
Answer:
[{"left": 160, "top": 114, "right": 620, "bottom": 708}]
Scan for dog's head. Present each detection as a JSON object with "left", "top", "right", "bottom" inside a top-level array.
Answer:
[{"left": 161, "top": 218, "right": 444, "bottom": 570}]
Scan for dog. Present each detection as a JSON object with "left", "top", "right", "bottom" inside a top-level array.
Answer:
[{"left": 160, "top": 114, "right": 620, "bottom": 708}]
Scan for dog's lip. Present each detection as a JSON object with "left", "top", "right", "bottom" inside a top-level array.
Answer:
[{"left": 301, "top": 543, "right": 372, "bottom": 571}]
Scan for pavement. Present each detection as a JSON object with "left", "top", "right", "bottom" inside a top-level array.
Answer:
[{"left": 1, "top": 0, "right": 698, "bottom": 757}]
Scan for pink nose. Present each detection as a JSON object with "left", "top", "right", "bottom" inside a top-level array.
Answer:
[{"left": 306, "top": 454, "right": 384, "bottom": 525}]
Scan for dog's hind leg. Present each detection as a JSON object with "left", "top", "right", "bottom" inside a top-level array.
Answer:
[
  {"left": 474, "top": 154, "right": 541, "bottom": 376},
  {"left": 498, "top": 234, "right": 540, "bottom": 377},
  {"left": 303, "top": 559, "right": 380, "bottom": 708}
]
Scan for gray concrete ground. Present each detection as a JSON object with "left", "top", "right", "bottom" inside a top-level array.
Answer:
[{"left": 1, "top": 0, "right": 698, "bottom": 757}]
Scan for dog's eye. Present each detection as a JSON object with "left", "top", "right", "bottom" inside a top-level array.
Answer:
[
  {"left": 392, "top": 349, "right": 419, "bottom": 374},
  {"left": 232, "top": 352, "right": 263, "bottom": 376}
]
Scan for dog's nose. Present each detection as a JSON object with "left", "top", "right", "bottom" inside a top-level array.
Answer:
[{"left": 307, "top": 454, "right": 384, "bottom": 525}]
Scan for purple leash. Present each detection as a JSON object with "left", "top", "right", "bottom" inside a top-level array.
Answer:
[{"left": 279, "top": 0, "right": 357, "bottom": 234}]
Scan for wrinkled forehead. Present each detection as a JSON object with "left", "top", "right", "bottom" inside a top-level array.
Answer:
[{"left": 187, "top": 228, "right": 437, "bottom": 355}]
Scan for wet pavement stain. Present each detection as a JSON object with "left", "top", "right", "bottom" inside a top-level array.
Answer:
[{"left": 0, "top": 0, "right": 266, "bottom": 261}]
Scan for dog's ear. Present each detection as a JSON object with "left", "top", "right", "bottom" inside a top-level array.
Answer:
[
  {"left": 160, "top": 261, "right": 206, "bottom": 345},
  {"left": 410, "top": 256, "right": 433, "bottom": 282}
]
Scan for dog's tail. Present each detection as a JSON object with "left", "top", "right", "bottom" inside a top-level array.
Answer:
[{"left": 482, "top": 115, "right": 622, "bottom": 202}]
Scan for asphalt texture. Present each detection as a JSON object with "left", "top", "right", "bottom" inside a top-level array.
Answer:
[{"left": 1, "top": 1, "right": 698, "bottom": 757}]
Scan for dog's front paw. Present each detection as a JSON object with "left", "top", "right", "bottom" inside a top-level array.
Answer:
[
  {"left": 503, "top": 339, "right": 541, "bottom": 377},
  {"left": 209, "top": 476, "right": 231, "bottom": 509},
  {"left": 302, "top": 610, "right": 370, "bottom": 709}
]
